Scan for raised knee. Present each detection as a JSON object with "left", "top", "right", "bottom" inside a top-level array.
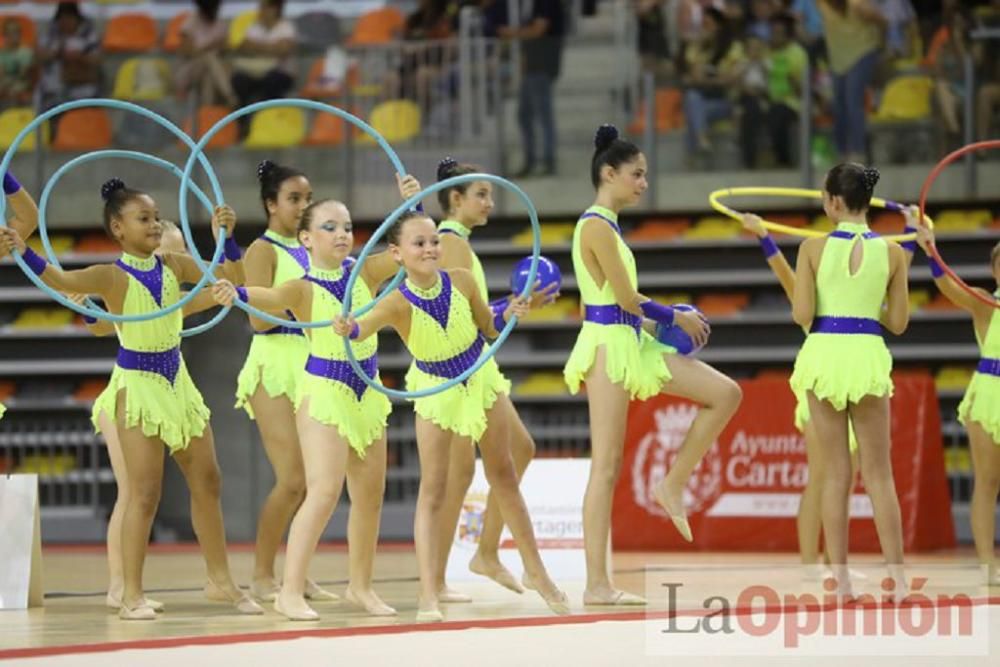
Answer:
[{"left": 719, "top": 380, "right": 743, "bottom": 414}]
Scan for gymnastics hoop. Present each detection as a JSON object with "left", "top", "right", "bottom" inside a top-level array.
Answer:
[
  {"left": 0, "top": 99, "right": 226, "bottom": 322},
  {"left": 918, "top": 140, "right": 1000, "bottom": 310},
  {"left": 340, "top": 173, "right": 541, "bottom": 400},
  {"left": 709, "top": 187, "right": 933, "bottom": 241},
  {"left": 176, "top": 98, "right": 410, "bottom": 328},
  {"left": 34, "top": 148, "right": 230, "bottom": 335}
]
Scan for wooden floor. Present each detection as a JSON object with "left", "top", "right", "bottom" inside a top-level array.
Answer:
[{"left": 3, "top": 545, "right": 999, "bottom": 665}]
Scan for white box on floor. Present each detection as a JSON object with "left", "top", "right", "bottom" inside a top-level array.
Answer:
[{"left": 0, "top": 474, "right": 43, "bottom": 609}]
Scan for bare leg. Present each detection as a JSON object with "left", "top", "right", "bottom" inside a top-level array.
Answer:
[
  {"left": 581, "top": 347, "right": 636, "bottom": 604},
  {"left": 850, "top": 394, "right": 905, "bottom": 592},
  {"left": 414, "top": 417, "right": 453, "bottom": 620},
  {"left": 344, "top": 433, "right": 396, "bottom": 615},
  {"left": 173, "top": 425, "right": 262, "bottom": 614},
  {"left": 275, "top": 400, "right": 350, "bottom": 620},
  {"left": 654, "top": 355, "right": 743, "bottom": 540},
  {"left": 798, "top": 419, "right": 824, "bottom": 566},
  {"left": 248, "top": 387, "right": 306, "bottom": 600},
  {"left": 807, "top": 392, "right": 854, "bottom": 597},
  {"left": 116, "top": 392, "right": 166, "bottom": 620},
  {"left": 967, "top": 421, "right": 1000, "bottom": 582},
  {"left": 476, "top": 395, "right": 567, "bottom": 614},
  {"left": 470, "top": 409, "right": 534, "bottom": 594},
  {"left": 433, "top": 432, "right": 475, "bottom": 602}
]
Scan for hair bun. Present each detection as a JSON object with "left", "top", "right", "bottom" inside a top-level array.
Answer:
[
  {"left": 862, "top": 166, "right": 880, "bottom": 191},
  {"left": 437, "top": 156, "right": 459, "bottom": 181},
  {"left": 101, "top": 178, "right": 126, "bottom": 201},
  {"left": 594, "top": 124, "right": 619, "bottom": 151},
  {"left": 256, "top": 160, "right": 275, "bottom": 183}
]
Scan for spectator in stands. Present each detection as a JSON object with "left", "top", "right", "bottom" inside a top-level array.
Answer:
[
  {"left": 0, "top": 18, "right": 34, "bottom": 108},
  {"left": 398, "top": 0, "right": 454, "bottom": 111},
  {"left": 498, "top": 0, "right": 566, "bottom": 177},
  {"left": 175, "top": 0, "right": 237, "bottom": 108},
  {"left": 36, "top": 2, "right": 102, "bottom": 113},
  {"left": 975, "top": 0, "right": 1000, "bottom": 142},
  {"left": 786, "top": 0, "right": 825, "bottom": 62},
  {"left": 636, "top": 1, "right": 672, "bottom": 81},
  {"left": 740, "top": 13, "right": 808, "bottom": 167},
  {"left": 231, "top": 0, "right": 297, "bottom": 133},
  {"left": 676, "top": 0, "right": 728, "bottom": 44},
  {"left": 927, "top": 8, "right": 972, "bottom": 142},
  {"left": 874, "top": 0, "right": 918, "bottom": 61},
  {"left": 679, "top": 7, "right": 744, "bottom": 162},
  {"left": 817, "top": 0, "right": 886, "bottom": 162},
  {"left": 746, "top": 0, "right": 778, "bottom": 41}
]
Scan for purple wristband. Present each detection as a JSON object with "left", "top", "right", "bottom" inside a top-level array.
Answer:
[
  {"left": 21, "top": 247, "right": 47, "bottom": 276},
  {"left": 235, "top": 286, "right": 249, "bottom": 303},
  {"left": 640, "top": 299, "right": 674, "bottom": 326},
  {"left": 349, "top": 322, "right": 360, "bottom": 340},
  {"left": 3, "top": 171, "right": 21, "bottom": 196},
  {"left": 900, "top": 225, "right": 917, "bottom": 253},
  {"left": 928, "top": 258, "right": 944, "bottom": 278},
  {"left": 759, "top": 235, "right": 779, "bottom": 259},
  {"left": 223, "top": 237, "right": 242, "bottom": 262},
  {"left": 83, "top": 314, "right": 98, "bottom": 325}
]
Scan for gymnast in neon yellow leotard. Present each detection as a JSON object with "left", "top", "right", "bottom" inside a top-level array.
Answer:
[
  {"left": 332, "top": 211, "right": 569, "bottom": 623},
  {"left": 215, "top": 198, "right": 401, "bottom": 621},
  {"left": 788, "top": 163, "right": 910, "bottom": 597},
  {"left": 739, "top": 206, "right": 918, "bottom": 574},
  {"left": 565, "top": 125, "right": 741, "bottom": 606},
  {"left": 0, "top": 179, "right": 260, "bottom": 621},
  {"left": 915, "top": 223, "right": 1000, "bottom": 584}
]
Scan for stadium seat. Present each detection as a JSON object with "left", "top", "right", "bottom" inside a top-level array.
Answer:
[
  {"left": 52, "top": 109, "right": 112, "bottom": 151},
  {"left": 111, "top": 57, "right": 169, "bottom": 101},
  {"left": 347, "top": 6, "right": 405, "bottom": 46},
  {"left": 628, "top": 88, "right": 684, "bottom": 135},
  {"left": 358, "top": 99, "right": 420, "bottom": 144},
  {"left": 300, "top": 54, "right": 359, "bottom": 99},
  {"left": 872, "top": 76, "right": 933, "bottom": 121},
  {"left": 625, "top": 218, "right": 691, "bottom": 241},
  {"left": 102, "top": 13, "right": 158, "bottom": 52},
  {"left": 243, "top": 107, "right": 307, "bottom": 148},
  {"left": 0, "top": 14, "right": 36, "bottom": 48},
  {"left": 304, "top": 112, "right": 347, "bottom": 146},
  {"left": 0, "top": 107, "right": 49, "bottom": 151},
  {"left": 295, "top": 11, "right": 341, "bottom": 51},
  {"left": 228, "top": 9, "right": 258, "bottom": 48},
  {"left": 182, "top": 106, "right": 238, "bottom": 149},
  {"left": 162, "top": 12, "right": 190, "bottom": 52}
]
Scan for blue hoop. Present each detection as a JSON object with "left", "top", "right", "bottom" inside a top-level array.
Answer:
[
  {"left": 176, "top": 98, "right": 409, "bottom": 328},
  {"left": 341, "top": 173, "right": 541, "bottom": 400},
  {"left": 0, "top": 99, "right": 226, "bottom": 322},
  {"left": 35, "top": 148, "right": 230, "bottom": 334}
]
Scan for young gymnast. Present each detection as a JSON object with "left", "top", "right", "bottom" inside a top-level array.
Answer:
[
  {"left": 213, "top": 198, "right": 401, "bottom": 621},
  {"left": 332, "top": 211, "right": 569, "bottom": 621},
  {"left": 69, "top": 219, "right": 219, "bottom": 611},
  {"left": 914, "top": 223, "right": 1000, "bottom": 584},
  {"left": 565, "top": 125, "right": 740, "bottom": 605},
  {"left": 235, "top": 160, "right": 335, "bottom": 602},
  {"left": 397, "top": 163, "right": 557, "bottom": 600},
  {"left": 789, "top": 163, "right": 910, "bottom": 597},
  {"left": 0, "top": 178, "right": 260, "bottom": 620},
  {"left": 740, "top": 206, "right": 918, "bottom": 574}
]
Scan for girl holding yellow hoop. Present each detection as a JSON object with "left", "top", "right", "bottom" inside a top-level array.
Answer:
[
  {"left": 739, "top": 204, "right": 918, "bottom": 576},
  {"left": 564, "top": 125, "right": 741, "bottom": 605},
  {"left": 787, "top": 163, "right": 910, "bottom": 598},
  {"left": 914, "top": 223, "right": 1000, "bottom": 585}
]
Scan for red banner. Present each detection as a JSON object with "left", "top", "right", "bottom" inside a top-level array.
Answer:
[{"left": 612, "top": 372, "right": 955, "bottom": 552}]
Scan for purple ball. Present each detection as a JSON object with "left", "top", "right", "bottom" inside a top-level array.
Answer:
[
  {"left": 510, "top": 255, "right": 561, "bottom": 295},
  {"left": 655, "top": 304, "right": 705, "bottom": 356}
]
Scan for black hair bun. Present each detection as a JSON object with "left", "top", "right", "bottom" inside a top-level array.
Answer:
[
  {"left": 437, "top": 156, "right": 459, "bottom": 181},
  {"left": 594, "top": 124, "right": 619, "bottom": 151},
  {"left": 256, "top": 160, "right": 276, "bottom": 183},
  {"left": 862, "top": 166, "right": 880, "bottom": 191},
  {"left": 101, "top": 178, "right": 126, "bottom": 201}
]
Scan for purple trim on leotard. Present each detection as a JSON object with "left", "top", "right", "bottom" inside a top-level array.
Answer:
[
  {"left": 260, "top": 234, "right": 310, "bottom": 272},
  {"left": 116, "top": 346, "right": 180, "bottom": 385},
  {"left": 115, "top": 257, "right": 164, "bottom": 307},
  {"left": 304, "top": 353, "right": 378, "bottom": 400},
  {"left": 399, "top": 271, "right": 452, "bottom": 331}
]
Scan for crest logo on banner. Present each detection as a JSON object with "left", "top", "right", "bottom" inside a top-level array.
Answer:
[{"left": 631, "top": 403, "right": 723, "bottom": 517}]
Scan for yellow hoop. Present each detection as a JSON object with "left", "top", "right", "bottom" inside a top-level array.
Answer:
[{"left": 708, "top": 187, "right": 933, "bottom": 241}]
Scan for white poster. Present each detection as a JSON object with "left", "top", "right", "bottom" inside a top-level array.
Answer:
[
  {"left": 445, "top": 459, "right": 588, "bottom": 582},
  {"left": 0, "top": 474, "right": 42, "bottom": 610}
]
